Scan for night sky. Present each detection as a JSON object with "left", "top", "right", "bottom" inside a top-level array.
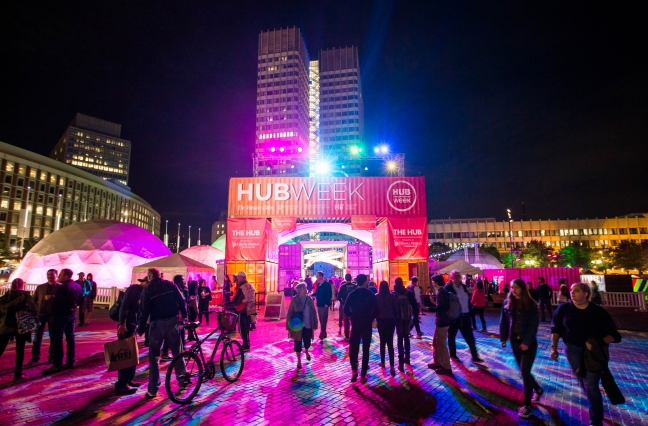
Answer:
[{"left": 2, "top": 1, "right": 646, "bottom": 240}]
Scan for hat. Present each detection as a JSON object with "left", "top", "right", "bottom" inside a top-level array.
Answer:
[
  {"left": 237, "top": 271, "right": 247, "bottom": 279},
  {"left": 137, "top": 277, "right": 149, "bottom": 283}
]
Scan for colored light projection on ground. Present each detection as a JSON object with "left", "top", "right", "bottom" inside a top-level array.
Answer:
[{"left": 0, "top": 311, "right": 647, "bottom": 425}]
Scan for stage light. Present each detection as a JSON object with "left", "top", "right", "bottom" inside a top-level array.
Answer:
[
  {"left": 358, "top": 147, "right": 363, "bottom": 153},
  {"left": 270, "top": 147, "right": 276, "bottom": 152},
  {"left": 316, "top": 161, "right": 330, "bottom": 175},
  {"left": 351, "top": 146, "right": 359, "bottom": 154},
  {"left": 364, "top": 167, "right": 368, "bottom": 171},
  {"left": 374, "top": 147, "right": 379, "bottom": 153},
  {"left": 341, "top": 165, "right": 345, "bottom": 169},
  {"left": 380, "top": 145, "right": 389, "bottom": 154},
  {"left": 291, "top": 165, "right": 295, "bottom": 168},
  {"left": 298, "top": 147, "right": 303, "bottom": 152},
  {"left": 266, "top": 166, "right": 271, "bottom": 170},
  {"left": 309, "top": 148, "right": 315, "bottom": 155},
  {"left": 279, "top": 147, "right": 285, "bottom": 152},
  {"left": 386, "top": 161, "right": 397, "bottom": 171}
]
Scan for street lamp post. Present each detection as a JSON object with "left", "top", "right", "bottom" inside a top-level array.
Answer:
[
  {"left": 177, "top": 223, "right": 181, "bottom": 254},
  {"left": 507, "top": 208, "right": 514, "bottom": 268},
  {"left": 198, "top": 228, "right": 201, "bottom": 246},
  {"left": 164, "top": 220, "right": 169, "bottom": 246},
  {"left": 188, "top": 225, "right": 192, "bottom": 248}
]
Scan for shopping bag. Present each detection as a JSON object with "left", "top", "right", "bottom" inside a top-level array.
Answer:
[
  {"left": 333, "top": 300, "right": 340, "bottom": 311},
  {"left": 104, "top": 336, "right": 139, "bottom": 372}
]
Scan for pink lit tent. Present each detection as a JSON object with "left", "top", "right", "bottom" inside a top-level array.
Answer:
[
  {"left": 10, "top": 220, "right": 172, "bottom": 288},
  {"left": 180, "top": 245, "right": 225, "bottom": 266},
  {"left": 131, "top": 253, "right": 215, "bottom": 285}
]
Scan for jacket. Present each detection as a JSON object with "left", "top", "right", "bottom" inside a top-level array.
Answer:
[
  {"left": 470, "top": 288, "right": 486, "bottom": 308},
  {"left": 0, "top": 290, "right": 37, "bottom": 335},
  {"left": 590, "top": 289, "right": 603, "bottom": 305},
  {"left": 54, "top": 279, "right": 84, "bottom": 317},
  {"left": 314, "top": 280, "right": 334, "bottom": 307},
  {"left": 137, "top": 278, "right": 187, "bottom": 333},
  {"left": 286, "top": 295, "right": 318, "bottom": 341},
  {"left": 500, "top": 299, "right": 539, "bottom": 347},
  {"left": 344, "top": 287, "right": 379, "bottom": 326},
  {"left": 375, "top": 292, "right": 398, "bottom": 320},
  {"left": 337, "top": 281, "right": 357, "bottom": 305},
  {"left": 429, "top": 288, "right": 451, "bottom": 327},
  {"left": 445, "top": 282, "right": 471, "bottom": 313},
  {"left": 33, "top": 282, "right": 59, "bottom": 317},
  {"left": 536, "top": 283, "right": 552, "bottom": 300},
  {"left": 198, "top": 287, "right": 212, "bottom": 310},
  {"left": 119, "top": 284, "right": 145, "bottom": 329}
]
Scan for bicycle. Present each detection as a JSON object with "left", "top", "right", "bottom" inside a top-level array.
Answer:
[{"left": 165, "top": 309, "right": 245, "bottom": 404}]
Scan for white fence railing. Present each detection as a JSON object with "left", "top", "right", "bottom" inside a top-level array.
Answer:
[
  {"left": 0, "top": 284, "right": 121, "bottom": 308},
  {"left": 550, "top": 291, "right": 646, "bottom": 311}
]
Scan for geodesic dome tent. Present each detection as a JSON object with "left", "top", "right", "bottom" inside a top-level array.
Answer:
[
  {"left": 131, "top": 253, "right": 214, "bottom": 285},
  {"left": 448, "top": 248, "right": 503, "bottom": 270},
  {"left": 212, "top": 235, "right": 226, "bottom": 254},
  {"left": 10, "top": 220, "right": 171, "bottom": 288},
  {"left": 180, "top": 245, "right": 224, "bottom": 266}
]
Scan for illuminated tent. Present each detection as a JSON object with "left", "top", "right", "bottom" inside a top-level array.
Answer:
[
  {"left": 429, "top": 259, "right": 485, "bottom": 275},
  {"left": 131, "top": 254, "right": 214, "bottom": 285},
  {"left": 10, "top": 220, "right": 171, "bottom": 288},
  {"left": 180, "top": 245, "right": 225, "bottom": 266},
  {"left": 447, "top": 248, "right": 503, "bottom": 270},
  {"left": 212, "top": 235, "right": 226, "bottom": 254}
]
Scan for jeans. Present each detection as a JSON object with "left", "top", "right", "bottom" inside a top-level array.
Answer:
[
  {"left": 511, "top": 339, "right": 541, "bottom": 406},
  {"left": 565, "top": 343, "right": 603, "bottom": 425},
  {"left": 448, "top": 314, "right": 479, "bottom": 359},
  {"left": 78, "top": 297, "right": 85, "bottom": 325},
  {"left": 410, "top": 310, "right": 422, "bottom": 335},
  {"left": 317, "top": 307, "right": 329, "bottom": 339},
  {"left": 148, "top": 316, "right": 185, "bottom": 395},
  {"left": 198, "top": 309, "right": 210, "bottom": 326},
  {"left": 349, "top": 322, "right": 372, "bottom": 374},
  {"left": 338, "top": 305, "right": 351, "bottom": 338},
  {"left": 539, "top": 298, "right": 553, "bottom": 321},
  {"left": 0, "top": 332, "right": 30, "bottom": 380},
  {"left": 32, "top": 316, "right": 53, "bottom": 361},
  {"left": 377, "top": 318, "right": 396, "bottom": 368},
  {"left": 50, "top": 314, "right": 76, "bottom": 367},
  {"left": 115, "top": 327, "right": 136, "bottom": 390},
  {"left": 239, "top": 312, "right": 251, "bottom": 348},
  {"left": 433, "top": 325, "right": 451, "bottom": 369},
  {"left": 395, "top": 319, "right": 411, "bottom": 367},
  {"left": 294, "top": 327, "right": 313, "bottom": 352},
  {"left": 471, "top": 306, "right": 487, "bottom": 330}
]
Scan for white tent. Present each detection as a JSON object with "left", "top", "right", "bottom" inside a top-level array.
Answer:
[
  {"left": 131, "top": 253, "right": 215, "bottom": 285},
  {"left": 429, "top": 259, "right": 484, "bottom": 275},
  {"left": 180, "top": 245, "right": 224, "bottom": 266}
]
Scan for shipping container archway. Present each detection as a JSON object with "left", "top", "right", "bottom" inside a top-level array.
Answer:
[{"left": 226, "top": 177, "right": 429, "bottom": 297}]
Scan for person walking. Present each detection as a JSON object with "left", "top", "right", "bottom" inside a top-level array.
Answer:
[
  {"left": 187, "top": 279, "right": 199, "bottom": 323},
  {"left": 223, "top": 274, "right": 232, "bottom": 304},
  {"left": 313, "top": 271, "right": 334, "bottom": 341},
  {"left": 446, "top": 270, "right": 484, "bottom": 363},
  {"left": 76, "top": 272, "right": 86, "bottom": 327},
  {"left": 368, "top": 281, "right": 378, "bottom": 295},
  {"left": 590, "top": 281, "right": 603, "bottom": 305},
  {"left": 43, "top": 268, "right": 84, "bottom": 374},
  {"left": 536, "top": 277, "right": 553, "bottom": 321},
  {"left": 500, "top": 279, "right": 543, "bottom": 420},
  {"left": 337, "top": 274, "right": 357, "bottom": 340},
  {"left": 286, "top": 283, "right": 318, "bottom": 370},
  {"left": 375, "top": 280, "right": 398, "bottom": 376},
  {"left": 225, "top": 271, "right": 254, "bottom": 352},
  {"left": 470, "top": 280, "right": 487, "bottom": 332},
  {"left": 115, "top": 276, "right": 147, "bottom": 395},
  {"left": 198, "top": 279, "right": 212, "bottom": 326},
  {"left": 0, "top": 278, "right": 37, "bottom": 381},
  {"left": 82, "top": 273, "right": 97, "bottom": 326},
  {"left": 550, "top": 283, "right": 622, "bottom": 426},
  {"left": 427, "top": 274, "right": 452, "bottom": 375},
  {"left": 344, "top": 274, "right": 379, "bottom": 383},
  {"left": 137, "top": 267, "right": 188, "bottom": 398},
  {"left": 527, "top": 281, "right": 539, "bottom": 302},
  {"left": 408, "top": 277, "right": 423, "bottom": 337},
  {"left": 393, "top": 277, "right": 416, "bottom": 371},
  {"left": 28, "top": 268, "right": 59, "bottom": 366}
]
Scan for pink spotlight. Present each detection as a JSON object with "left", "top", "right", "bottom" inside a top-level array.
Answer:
[
  {"left": 270, "top": 147, "right": 276, "bottom": 152},
  {"left": 298, "top": 147, "right": 303, "bottom": 153},
  {"left": 279, "top": 147, "right": 285, "bottom": 152}
]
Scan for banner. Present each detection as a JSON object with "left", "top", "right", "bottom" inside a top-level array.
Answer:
[
  {"left": 226, "top": 218, "right": 268, "bottom": 261},
  {"left": 228, "top": 177, "right": 426, "bottom": 218},
  {"left": 351, "top": 215, "right": 376, "bottom": 230},
  {"left": 387, "top": 217, "right": 429, "bottom": 260},
  {"left": 372, "top": 220, "right": 389, "bottom": 262},
  {"left": 271, "top": 217, "right": 296, "bottom": 232}
]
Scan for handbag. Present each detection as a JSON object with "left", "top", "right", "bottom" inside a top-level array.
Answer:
[
  {"left": 104, "top": 336, "right": 139, "bottom": 372},
  {"left": 289, "top": 297, "right": 305, "bottom": 331},
  {"left": 16, "top": 305, "right": 40, "bottom": 335}
]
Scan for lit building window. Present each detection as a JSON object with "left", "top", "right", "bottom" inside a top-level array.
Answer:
[
  {"left": 5, "top": 162, "right": 14, "bottom": 172},
  {"left": 10, "top": 226, "right": 17, "bottom": 235},
  {"left": 46, "top": 207, "right": 53, "bottom": 217},
  {"left": 0, "top": 200, "right": 7, "bottom": 209},
  {"left": 36, "top": 206, "right": 43, "bottom": 215},
  {"left": 13, "top": 202, "right": 21, "bottom": 210}
]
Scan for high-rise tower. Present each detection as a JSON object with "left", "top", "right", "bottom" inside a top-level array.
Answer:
[{"left": 253, "top": 28, "right": 311, "bottom": 176}]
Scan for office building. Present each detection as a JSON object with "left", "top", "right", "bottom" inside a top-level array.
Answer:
[
  {"left": 0, "top": 141, "right": 160, "bottom": 248},
  {"left": 428, "top": 215, "right": 648, "bottom": 251},
  {"left": 254, "top": 28, "right": 311, "bottom": 177},
  {"left": 50, "top": 113, "right": 131, "bottom": 185},
  {"left": 318, "top": 46, "right": 364, "bottom": 175}
]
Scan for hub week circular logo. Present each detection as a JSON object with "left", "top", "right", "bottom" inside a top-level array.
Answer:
[{"left": 387, "top": 180, "right": 417, "bottom": 212}]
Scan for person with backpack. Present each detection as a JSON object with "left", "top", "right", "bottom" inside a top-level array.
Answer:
[
  {"left": 82, "top": 273, "right": 97, "bottom": 326},
  {"left": 344, "top": 274, "right": 379, "bottom": 383},
  {"left": 337, "top": 274, "right": 357, "bottom": 340},
  {"left": 427, "top": 274, "right": 452, "bottom": 375},
  {"left": 114, "top": 276, "right": 148, "bottom": 395},
  {"left": 0, "top": 278, "right": 37, "bottom": 381},
  {"left": 445, "top": 270, "right": 484, "bottom": 364},
  {"left": 500, "top": 279, "right": 543, "bottom": 419},
  {"left": 375, "top": 280, "right": 398, "bottom": 376},
  {"left": 393, "top": 277, "right": 417, "bottom": 372},
  {"left": 313, "top": 271, "right": 334, "bottom": 341}
]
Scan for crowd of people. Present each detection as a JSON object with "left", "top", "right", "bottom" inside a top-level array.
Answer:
[{"left": 0, "top": 267, "right": 622, "bottom": 424}]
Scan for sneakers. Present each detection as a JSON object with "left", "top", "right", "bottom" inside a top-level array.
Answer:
[
  {"left": 472, "top": 357, "right": 485, "bottom": 364},
  {"left": 26, "top": 358, "right": 40, "bottom": 366},
  {"left": 161, "top": 355, "right": 173, "bottom": 362},
  {"left": 532, "top": 387, "right": 544, "bottom": 403},
  {"left": 145, "top": 392, "right": 158, "bottom": 398},
  {"left": 436, "top": 368, "right": 453, "bottom": 375},
  {"left": 42, "top": 366, "right": 63, "bottom": 375},
  {"left": 427, "top": 363, "right": 443, "bottom": 370},
  {"left": 350, "top": 371, "right": 358, "bottom": 382},
  {"left": 128, "top": 382, "right": 141, "bottom": 388},
  {"left": 518, "top": 405, "right": 533, "bottom": 419},
  {"left": 115, "top": 387, "right": 137, "bottom": 396},
  {"left": 360, "top": 375, "right": 367, "bottom": 384}
]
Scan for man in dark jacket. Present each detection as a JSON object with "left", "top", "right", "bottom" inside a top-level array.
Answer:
[
  {"left": 337, "top": 274, "right": 356, "bottom": 340},
  {"left": 445, "top": 270, "right": 484, "bottom": 364},
  {"left": 344, "top": 274, "right": 379, "bottom": 383},
  {"left": 28, "top": 268, "right": 59, "bottom": 366},
  {"left": 536, "top": 277, "right": 553, "bottom": 321},
  {"left": 43, "top": 268, "right": 84, "bottom": 374},
  {"left": 137, "top": 267, "right": 188, "bottom": 398},
  {"left": 313, "top": 271, "right": 334, "bottom": 341},
  {"left": 114, "top": 278, "right": 148, "bottom": 395},
  {"left": 428, "top": 274, "right": 452, "bottom": 374}
]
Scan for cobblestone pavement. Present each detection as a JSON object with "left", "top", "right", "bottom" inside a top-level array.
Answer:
[{"left": 0, "top": 307, "right": 647, "bottom": 425}]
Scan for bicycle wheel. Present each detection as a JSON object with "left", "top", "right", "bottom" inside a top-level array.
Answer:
[
  {"left": 220, "top": 340, "right": 244, "bottom": 382},
  {"left": 165, "top": 351, "right": 203, "bottom": 404}
]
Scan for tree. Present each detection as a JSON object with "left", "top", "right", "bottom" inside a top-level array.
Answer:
[
  {"left": 479, "top": 245, "right": 501, "bottom": 262},
  {"left": 429, "top": 242, "right": 451, "bottom": 260},
  {"left": 612, "top": 241, "right": 648, "bottom": 272},
  {"left": 519, "top": 240, "right": 551, "bottom": 267},
  {"left": 558, "top": 244, "right": 593, "bottom": 268}
]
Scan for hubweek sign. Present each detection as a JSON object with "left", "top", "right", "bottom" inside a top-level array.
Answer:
[{"left": 228, "top": 177, "right": 426, "bottom": 218}]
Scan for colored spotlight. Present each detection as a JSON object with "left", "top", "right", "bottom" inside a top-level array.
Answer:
[
  {"left": 380, "top": 145, "right": 389, "bottom": 154},
  {"left": 351, "top": 146, "right": 359, "bottom": 154},
  {"left": 298, "top": 147, "right": 303, "bottom": 152},
  {"left": 316, "top": 161, "right": 330, "bottom": 175},
  {"left": 374, "top": 147, "right": 379, "bottom": 153},
  {"left": 279, "top": 147, "right": 285, "bottom": 152},
  {"left": 387, "top": 161, "right": 397, "bottom": 171},
  {"left": 270, "top": 147, "right": 276, "bottom": 152}
]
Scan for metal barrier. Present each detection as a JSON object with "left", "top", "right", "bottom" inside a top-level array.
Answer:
[{"left": 552, "top": 291, "right": 646, "bottom": 311}]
